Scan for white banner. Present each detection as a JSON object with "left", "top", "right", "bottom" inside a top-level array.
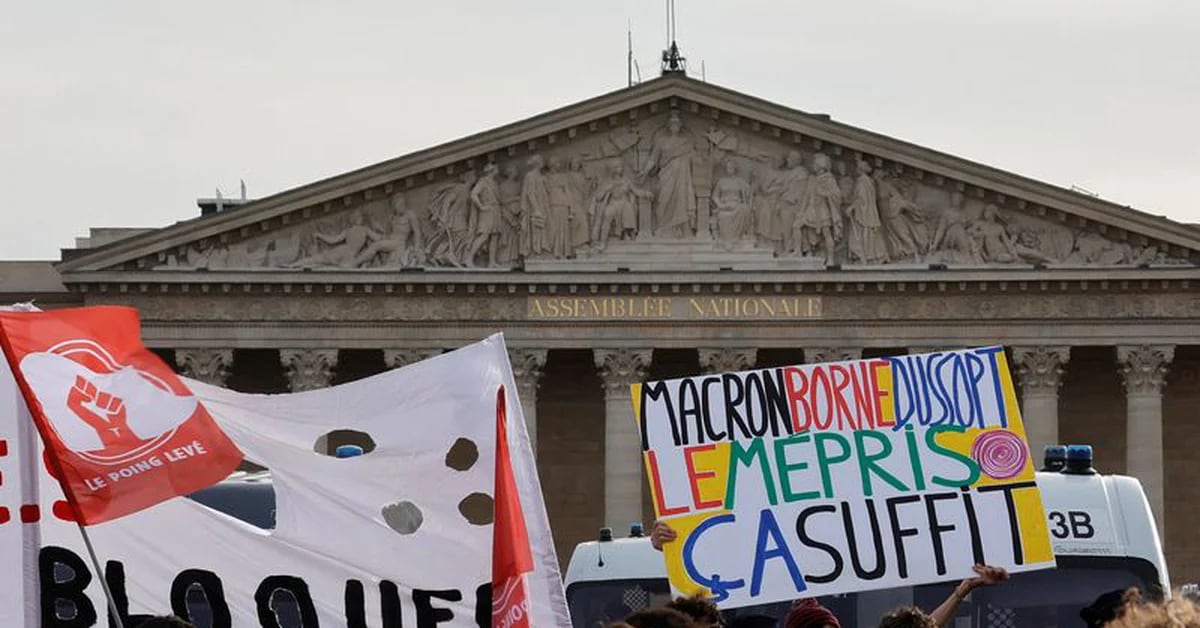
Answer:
[{"left": 0, "top": 331, "right": 570, "bottom": 627}]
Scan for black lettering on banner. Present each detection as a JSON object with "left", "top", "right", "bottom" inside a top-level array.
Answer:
[
  {"left": 39, "top": 546, "right": 98, "bottom": 628},
  {"left": 722, "top": 373, "right": 751, "bottom": 441},
  {"left": 961, "top": 487, "right": 986, "bottom": 565},
  {"left": 346, "top": 580, "right": 367, "bottom": 628},
  {"left": 414, "top": 589, "right": 462, "bottom": 628},
  {"left": 761, "top": 369, "right": 794, "bottom": 438},
  {"left": 475, "top": 583, "right": 492, "bottom": 627},
  {"left": 885, "top": 495, "right": 922, "bottom": 579},
  {"left": 841, "top": 500, "right": 886, "bottom": 580},
  {"left": 104, "top": 560, "right": 131, "bottom": 628},
  {"left": 640, "top": 381, "right": 677, "bottom": 449},
  {"left": 346, "top": 579, "right": 403, "bottom": 628},
  {"left": 171, "top": 569, "right": 231, "bottom": 628},
  {"left": 795, "top": 505, "right": 843, "bottom": 583},
  {"left": 1069, "top": 511, "right": 1096, "bottom": 539},
  {"left": 924, "top": 493, "right": 958, "bottom": 576},
  {"left": 255, "top": 576, "right": 319, "bottom": 628},
  {"left": 382, "top": 581, "right": 404, "bottom": 627},
  {"left": 979, "top": 481, "right": 1037, "bottom": 565}
]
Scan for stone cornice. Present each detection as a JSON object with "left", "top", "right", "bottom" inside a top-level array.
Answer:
[
  {"left": 55, "top": 75, "right": 1200, "bottom": 274},
  {"left": 57, "top": 266, "right": 1200, "bottom": 293}
]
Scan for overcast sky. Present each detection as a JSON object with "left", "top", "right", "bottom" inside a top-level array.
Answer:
[{"left": 2, "top": 1, "right": 1196, "bottom": 260}]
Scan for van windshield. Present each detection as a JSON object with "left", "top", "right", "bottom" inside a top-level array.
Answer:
[{"left": 565, "top": 557, "right": 1160, "bottom": 628}]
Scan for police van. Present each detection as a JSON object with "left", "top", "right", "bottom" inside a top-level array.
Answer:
[{"left": 563, "top": 445, "right": 1171, "bottom": 628}]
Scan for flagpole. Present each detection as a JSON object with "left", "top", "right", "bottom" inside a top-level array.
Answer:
[
  {"left": 77, "top": 522, "right": 127, "bottom": 628},
  {"left": 0, "top": 323, "right": 126, "bottom": 628}
]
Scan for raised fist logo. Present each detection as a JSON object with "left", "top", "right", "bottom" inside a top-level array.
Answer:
[
  {"left": 20, "top": 340, "right": 201, "bottom": 464},
  {"left": 66, "top": 375, "right": 146, "bottom": 451}
]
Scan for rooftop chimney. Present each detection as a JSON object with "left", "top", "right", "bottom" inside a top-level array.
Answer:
[{"left": 197, "top": 182, "right": 253, "bottom": 217}]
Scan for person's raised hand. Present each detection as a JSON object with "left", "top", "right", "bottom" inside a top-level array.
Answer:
[
  {"left": 964, "top": 564, "right": 1009, "bottom": 591},
  {"left": 650, "top": 520, "right": 677, "bottom": 551}
]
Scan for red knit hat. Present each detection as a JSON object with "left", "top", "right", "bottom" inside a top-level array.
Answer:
[{"left": 785, "top": 599, "right": 840, "bottom": 628}]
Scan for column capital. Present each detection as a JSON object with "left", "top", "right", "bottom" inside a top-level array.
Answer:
[
  {"left": 383, "top": 348, "right": 441, "bottom": 370},
  {"left": 1118, "top": 345, "right": 1175, "bottom": 396},
  {"left": 698, "top": 348, "right": 757, "bottom": 374},
  {"left": 175, "top": 348, "right": 233, "bottom": 386},
  {"left": 508, "top": 348, "right": 548, "bottom": 383},
  {"left": 805, "top": 347, "right": 863, "bottom": 364},
  {"left": 280, "top": 349, "right": 338, "bottom": 392},
  {"left": 1012, "top": 346, "right": 1071, "bottom": 397},
  {"left": 594, "top": 348, "right": 652, "bottom": 396}
]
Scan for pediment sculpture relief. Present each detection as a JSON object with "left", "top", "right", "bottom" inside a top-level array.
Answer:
[{"left": 155, "top": 107, "right": 1188, "bottom": 272}]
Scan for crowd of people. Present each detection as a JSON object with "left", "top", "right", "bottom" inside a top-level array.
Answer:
[
  {"left": 608, "top": 588, "right": 1200, "bottom": 628},
  {"left": 620, "top": 521, "right": 1200, "bottom": 628}
]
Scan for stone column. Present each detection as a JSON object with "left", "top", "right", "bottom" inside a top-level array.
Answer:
[
  {"left": 805, "top": 347, "right": 863, "bottom": 364},
  {"left": 280, "top": 349, "right": 338, "bottom": 392},
  {"left": 1118, "top": 345, "right": 1173, "bottom": 535},
  {"left": 594, "top": 348, "right": 652, "bottom": 530},
  {"left": 1012, "top": 346, "right": 1070, "bottom": 456},
  {"left": 507, "top": 348, "right": 547, "bottom": 452},
  {"left": 175, "top": 349, "right": 233, "bottom": 386},
  {"left": 698, "top": 348, "right": 757, "bottom": 374},
  {"left": 383, "top": 349, "right": 441, "bottom": 370}
]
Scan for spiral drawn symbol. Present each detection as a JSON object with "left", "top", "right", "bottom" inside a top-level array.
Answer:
[{"left": 971, "top": 430, "right": 1029, "bottom": 480}]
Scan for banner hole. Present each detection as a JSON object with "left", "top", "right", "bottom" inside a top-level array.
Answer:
[
  {"left": 382, "top": 500, "right": 424, "bottom": 534},
  {"left": 445, "top": 437, "right": 479, "bottom": 471}
]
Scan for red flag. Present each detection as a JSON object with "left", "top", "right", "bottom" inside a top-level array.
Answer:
[
  {"left": 492, "top": 385, "right": 534, "bottom": 628},
  {"left": 0, "top": 306, "right": 243, "bottom": 525}
]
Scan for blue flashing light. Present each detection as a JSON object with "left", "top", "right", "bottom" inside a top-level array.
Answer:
[{"left": 335, "top": 445, "right": 365, "bottom": 459}]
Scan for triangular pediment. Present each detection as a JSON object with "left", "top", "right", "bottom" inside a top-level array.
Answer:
[{"left": 56, "top": 75, "right": 1200, "bottom": 278}]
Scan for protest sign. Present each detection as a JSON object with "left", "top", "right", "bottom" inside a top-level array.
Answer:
[
  {"left": 0, "top": 332, "right": 570, "bottom": 627},
  {"left": 636, "top": 347, "right": 1055, "bottom": 608}
]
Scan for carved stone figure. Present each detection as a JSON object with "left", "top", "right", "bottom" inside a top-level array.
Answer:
[
  {"left": 352, "top": 194, "right": 424, "bottom": 268},
  {"left": 928, "top": 191, "right": 980, "bottom": 264},
  {"left": 845, "top": 160, "right": 888, "bottom": 264},
  {"left": 426, "top": 172, "right": 475, "bottom": 267},
  {"left": 1067, "top": 231, "right": 1143, "bottom": 265},
  {"left": 794, "top": 153, "right": 843, "bottom": 265},
  {"left": 1002, "top": 223, "right": 1055, "bottom": 264},
  {"left": 302, "top": 211, "right": 381, "bottom": 268},
  {"left": 750, "top": 157, "right": 783, "bottom": 251},
  {"left": 639, "top": 110, "right": 697, "bottom": 238},
  {"left": 466, "top": 164, "right": 503, "bottom": 267},
  {"left": 711, "top": 160, "right": 753, "bottom": 248},
  {"left": 266, "top": 231, "right": 303, "bottom": 268},
  {"left": 875, "top": 172, "right": 928, "bottom": 262},
  {"left": 591, "top": 162, "right": 649, "bottom": 251},
  {"left": 497, "top": 164, "right": 523, "bottom": 265},
  {"left": 520, "top": 155, "right": 551, "bottom": 258},
  {"left": 545, "top": 157, "right": 573, "bottom": 259},
  {"left": 967, "top": 205, "right": 1021, "bottom": 263},
  {"left": 774, "top": 151, "right": 809, "bottom": 256},
  {"left": 566, "top": 156, "right": 592, "bottom": 255}
]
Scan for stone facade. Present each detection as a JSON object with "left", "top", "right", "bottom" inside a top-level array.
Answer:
[{"left": 8, "top": 75, "right": 1199, "bottom": 582}]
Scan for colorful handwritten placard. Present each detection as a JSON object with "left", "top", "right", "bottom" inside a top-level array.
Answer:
[{"left": 633, "top": 347, "right": 1055, "bottom": 608}]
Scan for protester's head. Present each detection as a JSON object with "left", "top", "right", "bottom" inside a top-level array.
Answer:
[
  {"left": 785, "top": 598, "right": 840, "bottom": 628},
  {"left": 1107, "top": 595, "right": 1200, "bottom": 628},
  {"left": 876, "top": 606, "right": 936, "bottom": 628},
  {"left": 135, "top": 617, "right": 194, "bottom": 628},
  {"left": 625, "top": 607, "right": 698, "bottom": 628},
  {"left": 668, "top": 594, "right": 722, "bottom": 627},
  {"left": 1081, "top": 588, "right": 1141, "bottom": 628},
  {"left": 727, "top": 614, "right": 778, "bottom": 628}
]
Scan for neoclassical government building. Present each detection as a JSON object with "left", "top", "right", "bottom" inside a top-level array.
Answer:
[{"left": 3, "top": 75, "right": 1198, "bottom": 582}]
